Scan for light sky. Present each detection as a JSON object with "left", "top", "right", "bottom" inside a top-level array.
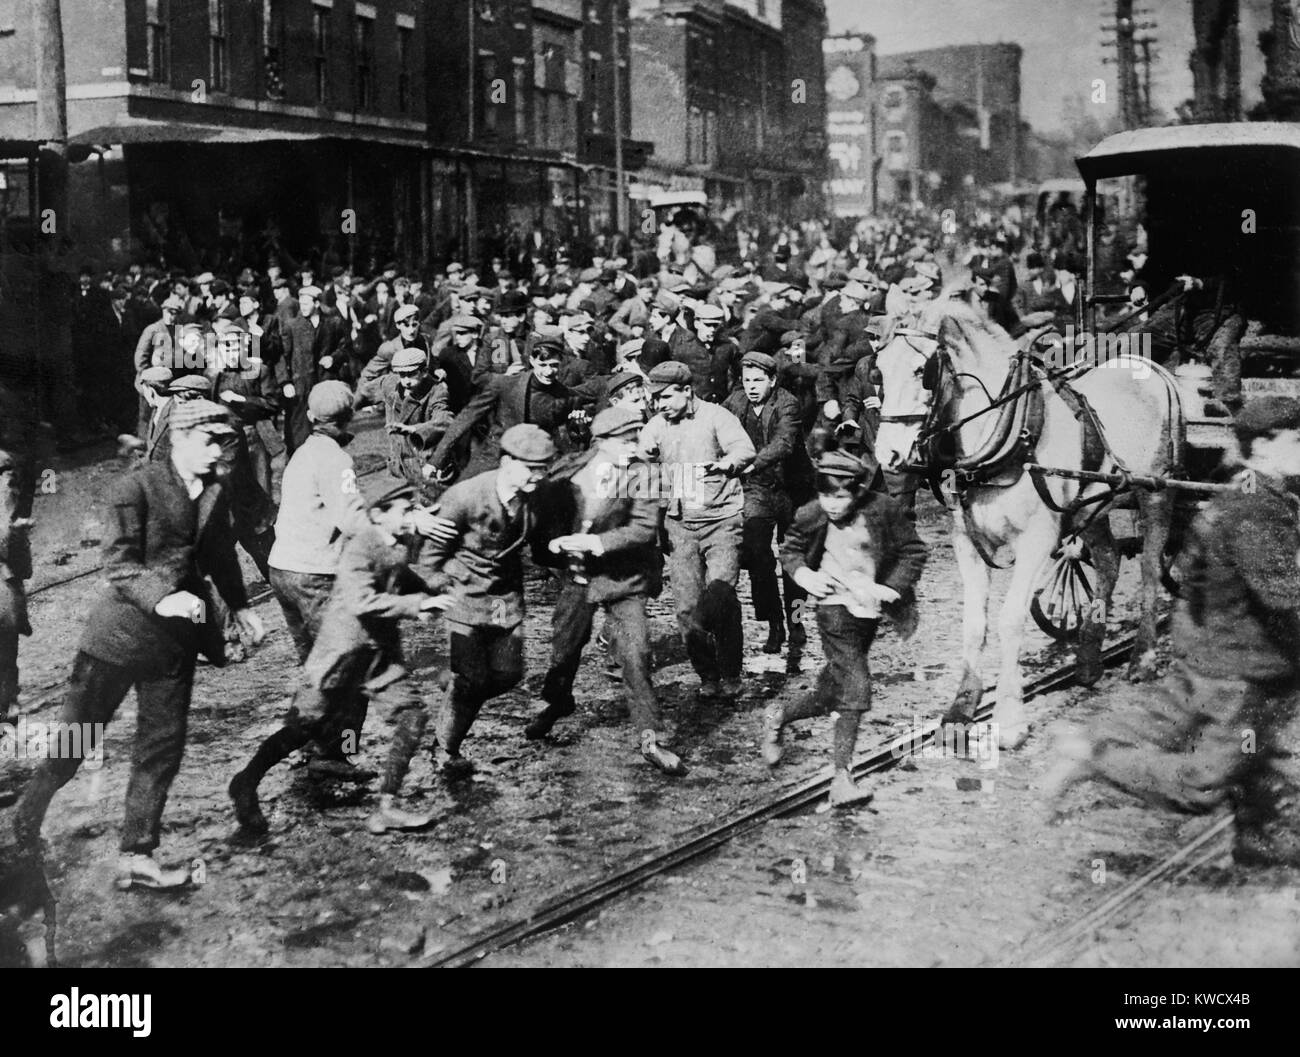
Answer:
[{"left": 825, "top": 0, "right": 1207, "bottom": 134}]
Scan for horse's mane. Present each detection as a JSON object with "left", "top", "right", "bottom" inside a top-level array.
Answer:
[{"left": 920, "top": 287, "right": 1014, "bottom": 357}]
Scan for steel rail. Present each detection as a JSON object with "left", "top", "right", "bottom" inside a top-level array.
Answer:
[{"left": 425, "top": 631, "right": 1148, "bottom": 967}]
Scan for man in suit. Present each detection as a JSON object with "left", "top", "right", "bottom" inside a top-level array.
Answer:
[
  {"left": 429, "top": 337, "right": 593, "bottom": 483},
  {"left": 523, "top": 406, "right": 684, "bottom": 775},
  {"left": 669, "top": 302, "right": 734, "bottom": 402},
  {"left": 723, "top": 351, "right": 809, "bottom": 655},
  {"left": 435, "top": 314, "right": 488, "bottom": 414},
  {"left": 279, "top": 285, "right": 351, "bottom": 453},
  {"left": 13, "top": 400, "right": 265, "bottom": 889}
]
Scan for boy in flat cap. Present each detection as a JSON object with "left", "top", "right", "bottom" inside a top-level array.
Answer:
[
  {"left": 639, "top": 361, "right": 756, "bottom": 698},
  {"left": 1047, "top": 397, "right": 1300, "bottom": 866},
  {"left": 15, "top": 400, "right": 265, "bottom": 888},
  {"left": 422, "top": 425, "right": 556, "bottom": 767},
  {"left": 355, "top": 347, "right": 452, "bottom": 495},
  {"left": 231, "top": 484, "right": 455, "bottom": 835},
  {"left": 525, "top": 405, "right": 684, "bottom": 775},
  {"left": 770, "top": 450, "right": 926, "bottom": 807},
  {"left": 723, "top": 350, "right": 811, "bottom": 654}
]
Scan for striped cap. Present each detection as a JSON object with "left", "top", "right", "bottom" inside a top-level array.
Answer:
[{"left": 169, "top": 398, "right": 236, "bottom": 434}]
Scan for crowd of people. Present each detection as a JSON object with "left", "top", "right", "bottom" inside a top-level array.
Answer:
[{"left": 3, "top": 199, "right": 1297, "bottom": 907}]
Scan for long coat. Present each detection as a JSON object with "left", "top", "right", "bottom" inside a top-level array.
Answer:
[
  {"left": 279, "top": 312, "right": 351, "bottom": 392},
  {"left": 79, "top": 459, "right": 248, "bottom": 674}
]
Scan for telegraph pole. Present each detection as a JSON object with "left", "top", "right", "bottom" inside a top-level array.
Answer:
[
  {"left": 34, "top": 0, "right": 74, "bottom": 427},
  {"left": 612, "top": 0, "right": 628, "bottom": 235},
  {"left": 1101, "top": 1, "right": 1157, "bottom": 128}
]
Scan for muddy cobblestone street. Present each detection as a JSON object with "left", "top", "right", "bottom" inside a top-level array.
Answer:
[{"left": 2, "top": 420, "right": 1297, "bottom": 968}]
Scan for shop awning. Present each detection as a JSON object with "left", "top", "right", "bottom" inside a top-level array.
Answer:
[{"left": 68, "top": 117, "right": 422, "bottom": 149}]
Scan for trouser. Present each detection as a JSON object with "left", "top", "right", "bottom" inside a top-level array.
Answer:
[
  {"left": 285, "top": 398, "right": 311, "bottom": 454},
  {"left": 739, "top": 512, "right": 805, "bottom": 624},
  {"left": 1089, "top": 658, "right": 1300, "bottom": 818},
  {"left": 440, "top": 622, "right": 525, "bottom": 756},
  {"left": 541, "top": 580, "right": 659, "bottom": 737},
  {"left": 243, "top": 425, "right": 273, "bottom": 499},
  {"left": 136, "top": 394, "right": 152, "bottom": 442},
  {"left": 269, "top": 568, "right": 335, "bottom": 663},
  {"left": 780, "top": 606, "right": 878, "bottom": 725},
  {"left": 0, "top": 577, "right": 30, "bottom": 718},
  {"left": 237, "top": 526, "right": 274, "bottom": 584},
  {"left": 665, "top": 515, "right": 743, "bottom": 682},
  {"left": 15, "top": 650, "right": 196, "bottom": 854},
  {"left": 241, "top": 670, "right": 427, "bottom": 796},
  {"left": 884, "top": 469, "right": 922, "bottom": 520}
]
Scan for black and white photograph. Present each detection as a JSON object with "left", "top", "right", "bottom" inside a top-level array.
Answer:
[{"left": 0, "top": 0, "right": 1296, "bottom": 994}]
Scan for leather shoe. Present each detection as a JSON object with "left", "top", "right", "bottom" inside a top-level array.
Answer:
[
  {"left": 307, "top": 758, "right": 378, "bottom": 783},
  {"left": 524, "top": 701, "right": 575, "bottom": 740},
  {"left": 228, "top": 771, "right": 269, "bottom": 835},
  {"left": 366, "top": 794, "right": 435, "bottom": 834},
  {"left": 762, "top": 622, "right": 785, "bottom": 654},
  {"left": 115, "top": 854, "right": 190, "bottom": 891}
]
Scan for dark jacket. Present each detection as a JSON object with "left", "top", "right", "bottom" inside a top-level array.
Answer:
[
  {"left": 279, "top": 312, "right": 351, "bottom": 391},
  {"left": 671, "top": 333, "right": 734, "bottom": 402},
  {"left": 79, "top": 459, "right": 248, "bottom": 674},
  {"left": 304, "top": 523, "right": 434, "bottom": 693},
  {"left": 530, "top": 449, "right": 661, "bottom": 603},
  {"left": 357, "top": 373, "right": 452, "bottom": 486},
  {"left": 430, "top": 370, "right": 592, "bottom": 480},
  {"left": 722, "top": 387, "right": 808, "bottom": 518},
  {"left": 780, "top": 491, "right": 927, "bottom": 628}
]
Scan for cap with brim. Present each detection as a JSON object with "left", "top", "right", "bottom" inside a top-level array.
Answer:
[
  {"left": 780, "top": 330, "right": 806, "bottom": 347},
  {"left": 140, "top": 366, "right": 174, "bottom": 390},
  {"left": 394, "top": 304, "right": 419, "bottom": 323},
  {"left": 500, "top": 423, "right": 556, "bottom": 463},
  {"left": 450, "top": 314, "right": 481, "bottom": 331},
  {"left": 271, "top": 277, "right": 289, "bottom": 289},
  {"left": 591, "top": 405, "right": 643, "bottom": 440},
  {"left": 298, "top": 285, "right": 322, "bottom": 299},
  {"left": 563, "top": 310, "right": 594, "bottom": 328},
  {"left": 530, "top": 334, "right": 565, "bottom": 359},
  {"left": 652, "top": 290, "right": 680, "bottom": 312},
  {"left": 914, "top": 261, "right": 942, "bottom": 282},
  {"left": 816, "top": 449, "right": 870, "bottom": 480},
  {"left": 168, "top": 374, "right": 211, "bottom": 395},
  {"left": 693, "top": 303, "right": 725, "bottom": 322},
  {"left": 616, "top": 338, "right": 646, "bottom": 360},
  {"left": 446, "top": 262, "right": 464, "bottom": 274},
  {"left": 391, "top": 348, "right": 428, "bottom": 372},
  {"left": 169, "top": 398, "right": 235, "bottom": 434},
  {"left": 194, "top": 272, "right": 215, "bottom": 285},
  {"left": 161, "top": 296, "right": 185, "bottom": 311},
  {"left": 373, "top": 482, "right": 417, "bottom": 508},
  {"left": 578, "top": 267, "right": 601, "bottom": 283},
  {"left": 741, "top": 351, "right": 777, "bottom": 374},
  {"left": 606, "top": 371, "right": 645, "bottom": 398},
  {"left": 307, "top": 380, "right": 354, "bottom": 421},
  {"left": 210, "top": 280, "right": 230, "bottom": 296},
  {"left": 840, "top": 281, "right": 870, "bottom": 302},
  {"left": 900, "top": 276, "right": 934, "bottom": 294},
  {"left": 647, "top": 360, "right": 692, "bottom": 393}
]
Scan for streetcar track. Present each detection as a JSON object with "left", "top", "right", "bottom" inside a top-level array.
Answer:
[{"left": 424, "top": 631, "right": 1151, "bottom": 967}]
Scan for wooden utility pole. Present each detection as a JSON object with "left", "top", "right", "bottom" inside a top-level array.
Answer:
[
  {"left": 611, "top": 0, "right": 628, "bottom": 236},
  {"left": 34, "top": 0, "right": 74, "bottom": 428}
]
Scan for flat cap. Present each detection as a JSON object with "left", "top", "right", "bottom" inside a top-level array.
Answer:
[
  {"left": 169, "top": 397, "right": 235, "bottom": 434},
  {"left": 500, "top": 423, "right": 557, "bottom": 463},
  {"left": 298, "top": 284, "right": 322, "bottom": 299},
  {"left": 373, "top": 482, "right": 416, "bottom": 508},
  {"left": 161, "top": 295, "right": 186, "bottom": 311},
  {"left": 692, "top": 302, "right": 725, "bottom": 323},
  {"left": 562, "top": 310, "right": 594, "bottom": 328},
  {"left": 168, "top": 374, "right": 212, "bottom": 395},
  {"left": 840, "top": 280, "right": 870, "bottom": 302},
  {"left": 914, "top": 260, "right": 943, "bottom": 282},
  {"left": 307, "top": 380, "right": 355, "bottom": 422},
  {"left": 498, "top": 289, "right": 529, "bottom": 313},
  {"left": 578, "top": 267, "right": 601, "bottom": 283},
  {"left": 139, "top": 366, "right": 174, "bottom": 390},
  {"left": 606, "top": 371, "right": 645, "bottom": 398},
  {"left": 647, "top": 360, "right": 692, "bottom": 392},
  {"left": 393, "top": 303, "right": 419, "bottom": 323},
  {"left": 652, "top": 290, "right": 681, "bottom": 313},
  {"left": 591, "top": 404, "right": 644, "bottom": 440},
  {"left": 391, "top": 348, "right": 428, "bottom": 372},
  {"left": 446, "top": 262, "right": 464, "bottom": 275},
  {"left": 741, "top": 350, "right": 777, "bottom": 373},
  {"left": 193, "top": 271, "right": 215, "bottom": 285},
  {"left": 450, "top": 313, "right": 482, "bottom": 331},
  {"left": 816, "top": 449, "right": 869, "bottom": 481},
  {"left": 271, "top": 276, "right": 290, "bottom": 290},
  {"left": 780, "top": 330, "right": 806, "bottom": 347},
  {"left": 210, "top": 279, "right": 231, "bottom": 297},
  {"left": 760, "top": 281, "right": 795, "bottom": 299},
  {"left": 1235, "top": 396, "right": 1300, "bottom": 444},
  {"left": 899, "top": 275, "right": 934, "bottom": 294},
  {"left": 529, "top": 333, "right": 565, "bottom": 358},
  {"left": 616, "top": 338, "right": 646, "bottom": 361}
]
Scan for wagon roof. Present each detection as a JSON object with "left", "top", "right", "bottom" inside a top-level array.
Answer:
[{"left": 1077, "top": 122, "right": 1300, "bottom": 181}]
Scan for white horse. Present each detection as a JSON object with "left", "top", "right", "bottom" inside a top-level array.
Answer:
[{"left": 873, "top": 293, "right": 1185, "bottom": 748}]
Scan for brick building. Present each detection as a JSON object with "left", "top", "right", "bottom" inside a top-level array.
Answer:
[
  {"left": 628, "top": 0, "right": 828, "bottom": 223},
  {"left": 424, "top": 0, "right": 652, "bottom": 269},
  {"left": 0, "top": 0, "right": 429, "bottom": 272}
]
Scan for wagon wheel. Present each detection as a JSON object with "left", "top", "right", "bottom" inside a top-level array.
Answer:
[{"left": 1030, "top": 536, "right": 1097, "bottom": 642}]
